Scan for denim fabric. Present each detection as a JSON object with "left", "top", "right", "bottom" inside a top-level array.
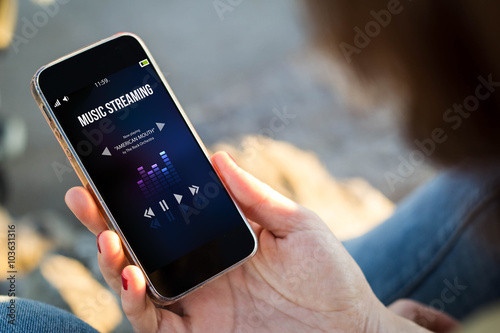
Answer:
[
  {"left": 0, "top": 297, "right": 98, "bottom": 333},
  {"left": 344, "top": 164, "right": 500, "bottom": 320}
]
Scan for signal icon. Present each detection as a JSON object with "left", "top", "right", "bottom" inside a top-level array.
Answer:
[{"left": 54, "top": 99, "right": 61, "bottom": 107}]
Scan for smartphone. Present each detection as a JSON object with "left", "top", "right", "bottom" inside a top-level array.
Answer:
[{"left": 30, "top": 33, "right": 257, "bottom": 305}]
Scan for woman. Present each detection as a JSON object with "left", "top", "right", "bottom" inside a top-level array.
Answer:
[{"left": 309, "top": 0, "right": 500, "bottom": 322}]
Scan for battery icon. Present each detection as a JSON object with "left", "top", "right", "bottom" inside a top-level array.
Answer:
[{"left": 139, "top": 59, "right": 150, "bottom": 67}]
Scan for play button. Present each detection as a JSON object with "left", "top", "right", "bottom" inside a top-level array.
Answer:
[{"left": 174, "top": 194, "right": 183, "bottom": 204}]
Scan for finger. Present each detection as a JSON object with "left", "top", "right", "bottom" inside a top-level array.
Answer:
[
  {"left": 97, "top": 230, "right": 130, "bottom": 295},
  {"left": 212, "top": 151, "right": 314, "bottom": 237},
  {"left": 65, "top": 186, "right": 108, "bottom": 235},
  {"left": 120, "top": 265, "right": 158, "bottom": 332},
  {"left": 389, "top": 299, "right": 460, "bottom": 333},
  {"left": 121, "top": 265, "right": 183, "bottom": 332}
]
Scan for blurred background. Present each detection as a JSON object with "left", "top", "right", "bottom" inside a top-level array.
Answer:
[{"left": 0, "top": 0, "right": 437, "bottom": 331}]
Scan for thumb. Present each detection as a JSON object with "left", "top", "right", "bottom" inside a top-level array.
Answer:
[{"left": 212, "top": 151, "right": 313, "bottom": 238}]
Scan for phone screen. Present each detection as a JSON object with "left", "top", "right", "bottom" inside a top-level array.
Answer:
[{"left": 35, "top": 35, "right": 256, "bottom": 299}]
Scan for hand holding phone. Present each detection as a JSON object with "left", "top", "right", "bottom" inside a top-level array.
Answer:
[
  {"left": 32, "top": 33, "right": 389, "bottom": 333},
  {"left": 31, "top": 33, "right": 257, "bottom": 304},
  {"left": 67, "top": 152, "right": 383, "bottom": 333}
]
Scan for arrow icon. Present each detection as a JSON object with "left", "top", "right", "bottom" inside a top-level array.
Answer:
[
  {"left": 156, "top": 122, "right": 165, "bottom": 131},
  {"left": 174, "top": 194, "right": 183, "bottom": 204},
  {"left": 144, "top": 207, "right": 155, "bottom": 218},
  {"left": 150, "top": 218, "right": 161, "bottom": 229},
  {"left": 189, "top": 185, "right": 199, "bottom": 196},
  {"left": 102, "top": 147, "right": 111, "bottom": 156}
]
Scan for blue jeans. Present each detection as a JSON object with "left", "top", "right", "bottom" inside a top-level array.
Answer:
[
  {"left": 0, "top": 297, "right": 98, "bottom": 333},
  {"left": 344, "top": 164, "right": 500, "bottom": 320}
]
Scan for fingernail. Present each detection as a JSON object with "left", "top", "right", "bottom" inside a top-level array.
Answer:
[
  {"left": 96, "top": 231, "right": 103, "bottom": 254},
  {"left": 227, "top": 153, "right": 238, "bottom": 166},
  {"left": 121, "top": 271, "right": 128, "bottom": 291}
]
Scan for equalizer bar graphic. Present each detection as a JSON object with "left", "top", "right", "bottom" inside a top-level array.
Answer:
[{"left": 137, "top": 151, "right": 181, "bottom": 198}]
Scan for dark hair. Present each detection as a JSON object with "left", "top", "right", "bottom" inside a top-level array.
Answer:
[{"left": 308, "top": 0, "right": 500, "bottom": 165}]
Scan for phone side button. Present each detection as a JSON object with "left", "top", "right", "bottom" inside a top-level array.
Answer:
[
  {"left": 54, "top": 129, "right": 62, "bottom": 140},
  {"left": 65, "top": 148, "right": 73, "bottom": 160},
  {"left": 42, "top": 106, "right": 53, "bottom": 123}
]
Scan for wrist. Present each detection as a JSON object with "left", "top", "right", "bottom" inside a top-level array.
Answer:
[{"left": 378, "top": 304, "right": 433, "bottom": 333}]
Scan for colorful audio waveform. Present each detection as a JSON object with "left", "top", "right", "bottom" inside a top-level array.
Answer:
[{"left": 136, "top": 151, "right": 181, "bottom": 198}]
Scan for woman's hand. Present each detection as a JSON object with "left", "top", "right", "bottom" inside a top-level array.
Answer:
[
  {"left": 66, "top": 151, "right": 430, "bottom": 333},
  {"left": 389, "top": 299, "right": 460, "bottom": 333}
]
